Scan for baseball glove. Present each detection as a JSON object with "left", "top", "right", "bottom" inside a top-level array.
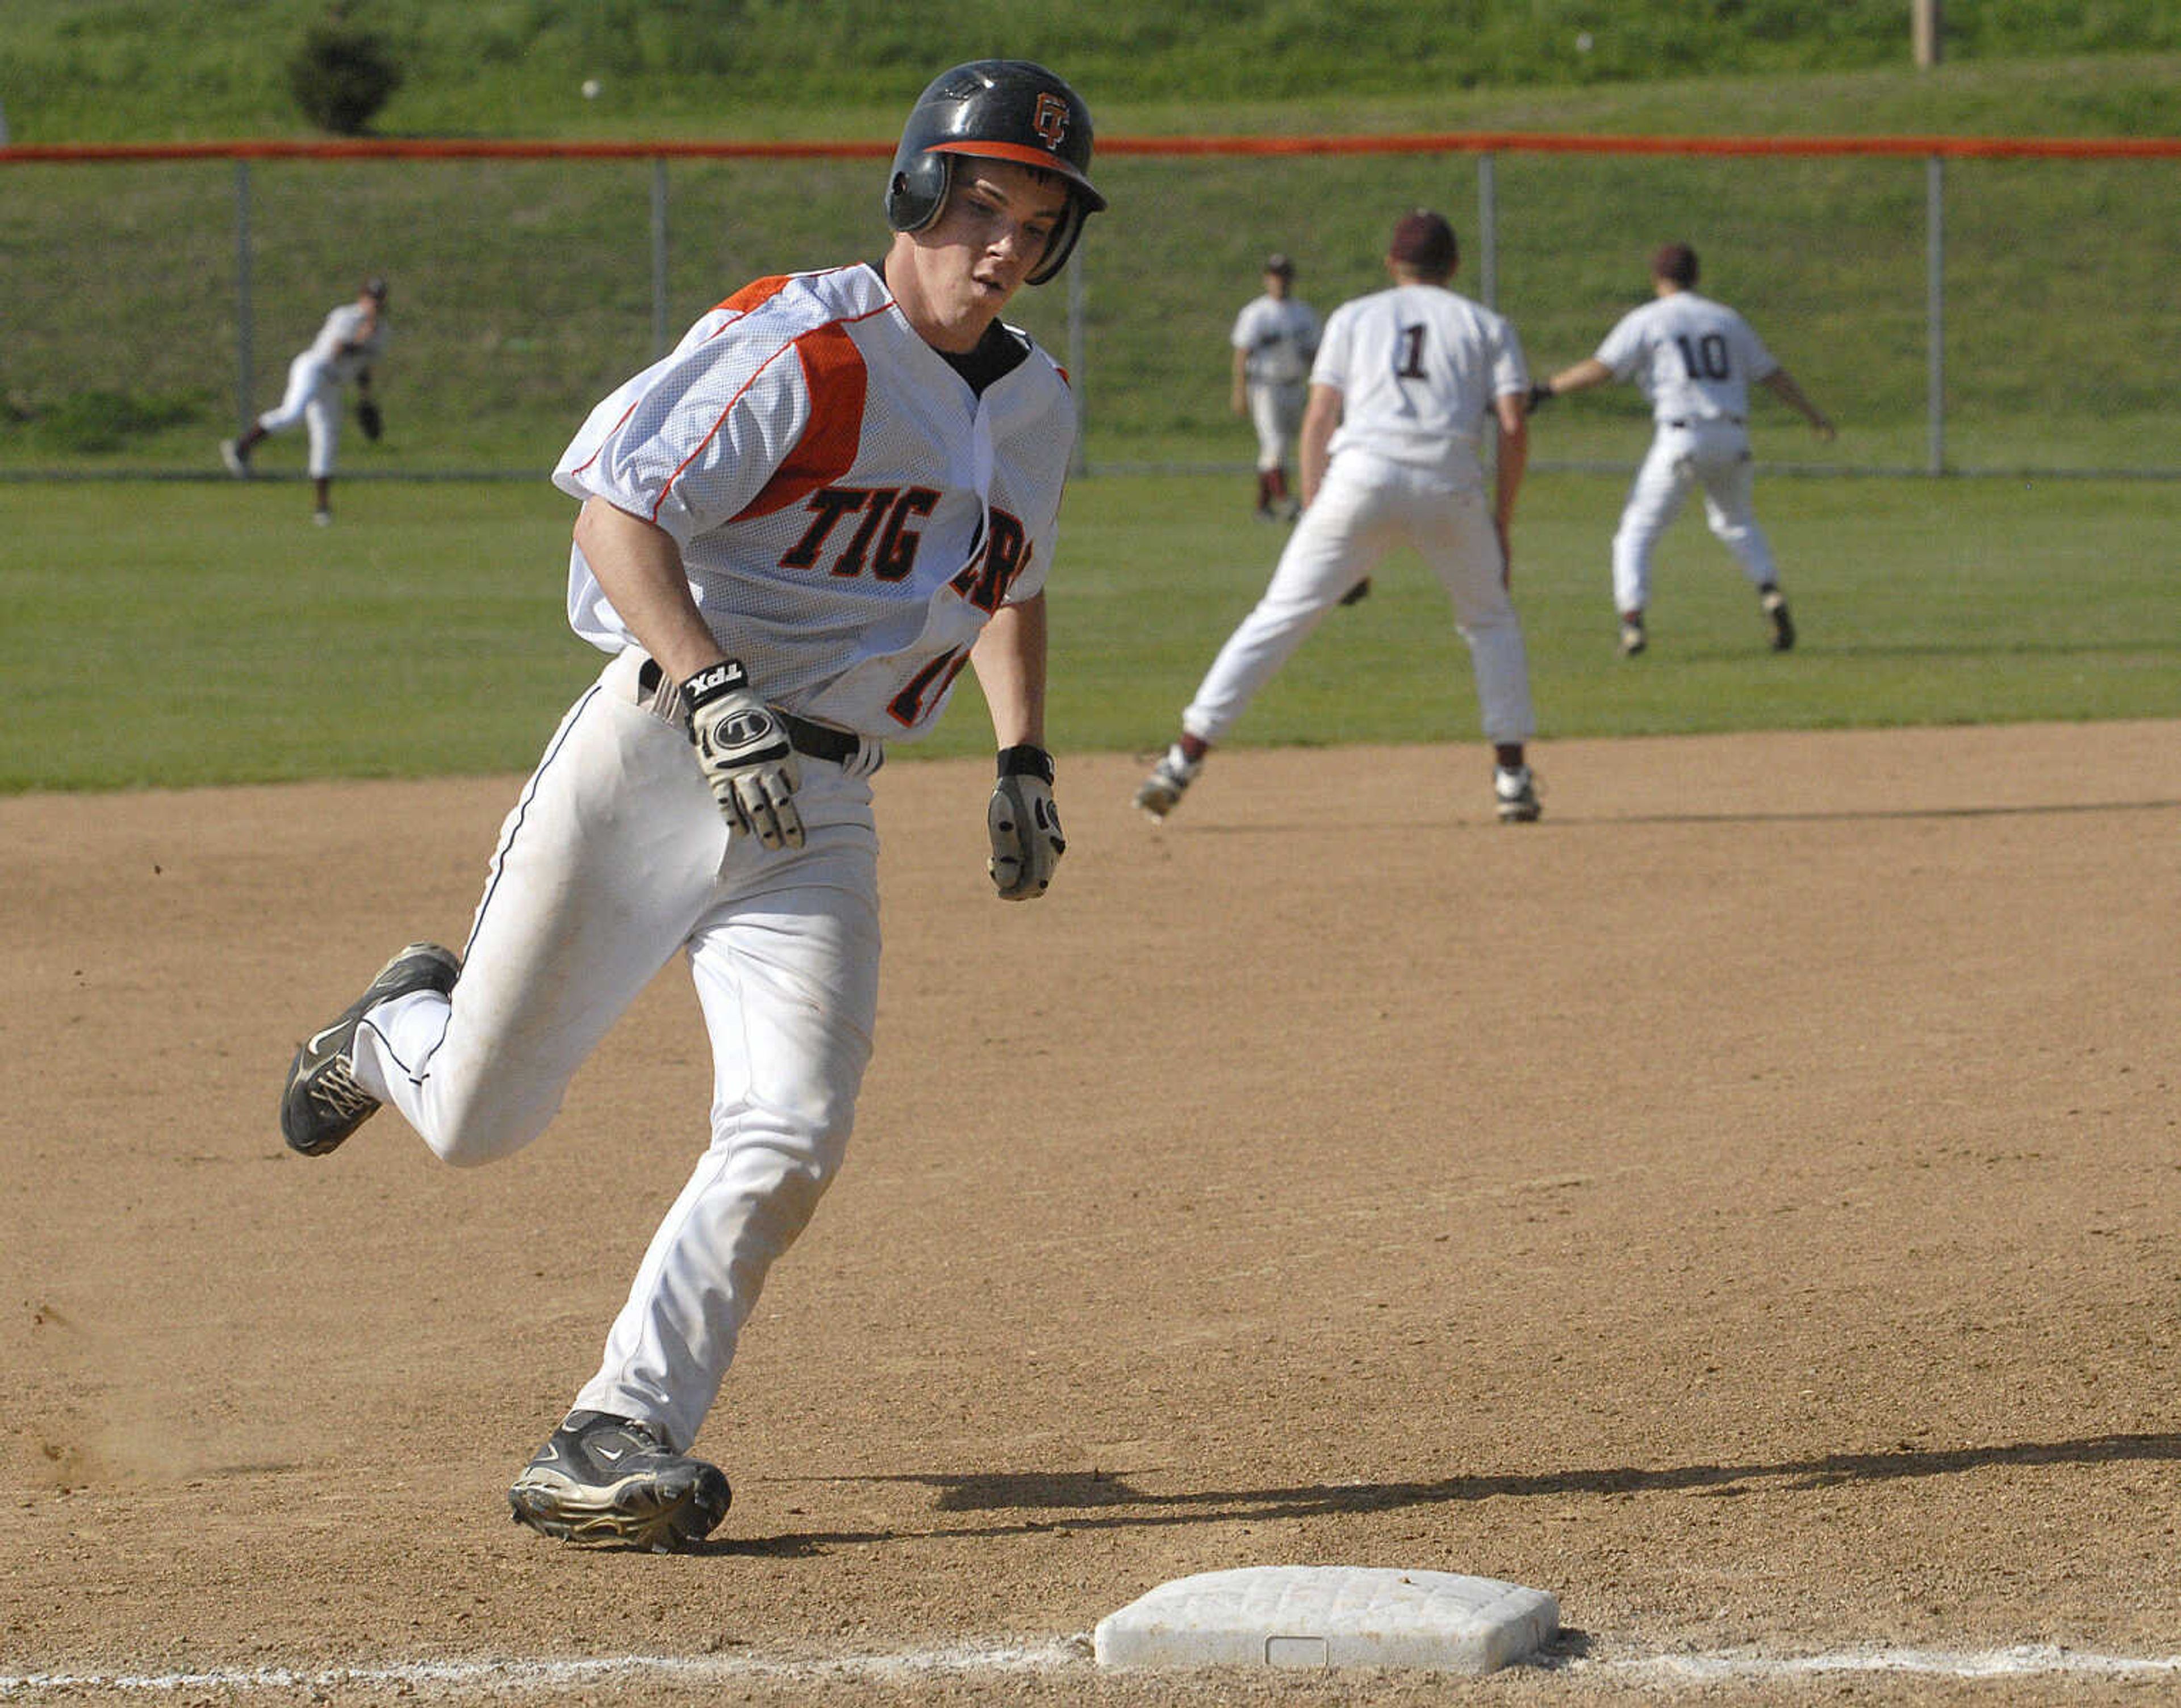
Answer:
[
  {"left": 1524, "top": 382, "right": 1554, "bottom": 413},
  {"left": 357, "top": 397, "right": 384, "bottom": 441}
]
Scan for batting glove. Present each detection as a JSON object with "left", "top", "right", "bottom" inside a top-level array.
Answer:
[
  {"left": 684, "top": 660, "right": 804, "bottom": 850},
  {"left": 987, "top": 745, "right": 1064, "bottom": 901}
]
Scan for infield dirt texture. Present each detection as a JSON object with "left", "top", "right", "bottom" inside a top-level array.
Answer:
[{"left": 6, "top": 722, "right": 2178, "bottom": 1705}]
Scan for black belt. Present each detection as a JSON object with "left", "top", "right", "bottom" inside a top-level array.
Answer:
[
  {"left": 1666, "top": 415, "right": 1744, "bottom": 428},
  {"left": 636, "top": 658, "right": 862, "bottom": 765}
]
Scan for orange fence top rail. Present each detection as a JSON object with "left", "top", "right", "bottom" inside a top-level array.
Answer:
[{"left": 4, "top": 132, "right": 2178, "bottom": 165}]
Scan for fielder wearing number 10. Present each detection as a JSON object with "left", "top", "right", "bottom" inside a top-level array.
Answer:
[
  {"left": 1533, "top": 242, "right": 1835, "bottom": 658},
  {"left": 277, "top": 60, "right": 1099, "bottom": 1551}
]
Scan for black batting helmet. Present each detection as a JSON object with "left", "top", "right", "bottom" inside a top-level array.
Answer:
[{"left": 884, "top": 60, "right": 1106, "bottom": 286}]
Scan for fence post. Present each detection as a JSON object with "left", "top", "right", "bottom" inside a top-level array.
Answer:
[
  {"left": 1926, "top": 153, "right": 1945, "bottom": 475},
  {"left": 651, "top": 157, "right": 671, "bottom": 359},
  {"left": 1476, "top": 150, "right": 1498, "bottom": 311},
  {"left": 233, "top": 157, "right": 255, "bottom": 434}
]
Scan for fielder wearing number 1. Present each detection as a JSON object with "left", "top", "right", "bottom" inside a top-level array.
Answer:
[
  {"left": 1535, "top": 242, "right": 1835, "bottom": 657},
  {"left": 277, "top": 60, "right": 1100, "bottom": 1552},
  {"left": 1139, "top": 210, "right": 1543, "bottom": 827}
]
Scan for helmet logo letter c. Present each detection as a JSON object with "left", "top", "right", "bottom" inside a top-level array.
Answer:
[{"left": 1032, "top": 93, "right": 1068, "bottom": 149}]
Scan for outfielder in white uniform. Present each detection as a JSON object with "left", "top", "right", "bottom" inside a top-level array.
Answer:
[
  {"left": 1537, "top": 242, "right": 1835, "bottom": 656},
  {"left": 222, "top": 277, "right": 390, "bottom": 525},
  {"left": 277, "top": 61, "right": 1102, "bottom": 1553},
  {"left": 1138, "top": 211, "right": 1542, "bottom": 826},
  {"left": 1229, "top": 253, "right": 1321, "bottom": 521}
]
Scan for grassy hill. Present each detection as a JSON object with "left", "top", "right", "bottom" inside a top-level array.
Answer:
[
  {"left": 3, "top": 0, "right": 2179, "bottom": 142},
  {"left": 1, "top": 9, "right": 2176, "bottom": 479}
]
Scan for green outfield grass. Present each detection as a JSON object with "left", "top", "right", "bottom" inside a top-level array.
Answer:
[{"left": 3, "top": 470, "right": 2174, "bottom": 794}]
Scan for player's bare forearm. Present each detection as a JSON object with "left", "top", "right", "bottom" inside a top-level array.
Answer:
[
  {"left": 1548, "top": 355, "right": 1615, "bottom": 396},
  {"left": 1493, "top": 395, "right": 1529, "bottom": 538},
  {"left": 1761, "top": 368, "right": 1835, "bottom": 439},
  {"left": 971, "top": 592, "right": 1048, "bottom": 750},
  {"left": 573, "top": 497, "right": 727, "bottom": 683},
  {"left": 1298, "top": 383, "right": 1341, "bottom": 505}
]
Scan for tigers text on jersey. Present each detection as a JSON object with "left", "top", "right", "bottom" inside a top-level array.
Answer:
[
  {"left": 555, "top": 262, "right": 1077, "bottom": 743},
  {"left": 1593, "top": 291, "right": 1778, "bottom": 425},
  {"left": 1310, "top": 283, "right": 1528, "bottom": 487},
  {"left": 1230, "top": 292, "right": 1321, "bottom": 385}
]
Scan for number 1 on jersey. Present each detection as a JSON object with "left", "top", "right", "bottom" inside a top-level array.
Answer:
[{"left": 1395, "top": 324, "right": 1428, "bottom": 380}]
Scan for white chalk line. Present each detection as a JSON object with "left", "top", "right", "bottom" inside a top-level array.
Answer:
[
  {"left": 8, "top": 1639, "right": 2181, "bottom": 1694},
  {"left": 0, "top": 1641, "right": 1085, "bottom": 1696},
  {"left": 1612, "top": 1644, "right": 2181, "bottom": 1682}
]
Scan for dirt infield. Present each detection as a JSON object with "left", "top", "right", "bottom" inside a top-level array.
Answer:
[{"left": 6, "top": 722, "right": 2178, "bottom": 1706}]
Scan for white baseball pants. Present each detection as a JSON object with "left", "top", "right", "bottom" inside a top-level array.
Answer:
[
  {"left": 1183, "top": 450, "right": 1536, "bottom": 747},
  {"left": 350, "top": 647, "right": 881, "bottom": 1451},
  {"left": 257, "top": 353, "right": 344, "bottom": 478},
  {"left": 1611, "top": 421, "right": 1777, "bottom": 616},
  {"left": 1248, "top": 379, "right": 1307, "bottom": 472}
]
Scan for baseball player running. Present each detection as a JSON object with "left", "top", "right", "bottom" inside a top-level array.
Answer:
[
  {"left": 1534, "top": 242, "right": 1835, "bottom": 656},
  {"left": 1138, "top": 210, "right": 1542, "bottom": 826},
  {"left": 277, "top": 60, "right": 1100, "bottom": 1552},
  {"left": 222, "top": 276, "right": 390, "bottom": 525},
  {"left": 1230, "top": 253, "right": 1321, "bottom": 521}
]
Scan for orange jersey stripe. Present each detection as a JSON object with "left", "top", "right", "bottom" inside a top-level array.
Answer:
[
  {"left": 713, "top": 274, "right": 795, "bottom": 319},
  {"left": 729, "top": 321, "right": 867, "bottom": 522}
]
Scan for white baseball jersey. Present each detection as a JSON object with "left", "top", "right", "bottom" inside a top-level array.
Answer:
[
  {"left": 307, "top": 302, "right": 385, "bottom": 383},
  {"left": 1594, "top": 291, "right": 1778, "bottom": 425},
  {"left": 556, "top": 262, "right": 1074, "bottom": 743},
  {"left": 1311, "top": 283, "right": 1528, "bottom": 487},
  {"left": 1230, "top": 292, "right": 1321, "bottom": 385}
]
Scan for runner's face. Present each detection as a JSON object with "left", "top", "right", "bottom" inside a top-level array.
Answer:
[{"left": 895, "top": 160, "right": 1070, "bottom": 350}]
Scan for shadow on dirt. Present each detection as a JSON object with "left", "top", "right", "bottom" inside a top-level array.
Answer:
[{"left": 730, "top": 1432, "right": 2181, "bottom": 1552}]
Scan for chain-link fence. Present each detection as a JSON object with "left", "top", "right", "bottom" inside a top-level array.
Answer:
[{"left": 2, "top": 134, "right": 2174, "bottom": 479}]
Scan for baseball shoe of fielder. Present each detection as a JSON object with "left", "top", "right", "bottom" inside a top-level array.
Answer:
[
  {"left": 1760, "top": 586, "right": 1795, "bottom": 652},
  {"left": 1494, "top": 764, "right": 1543, "bottom": 824}
]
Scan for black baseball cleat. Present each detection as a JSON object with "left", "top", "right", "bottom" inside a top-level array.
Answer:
[
  {"left": 1494, "top": 764, "right": 1543, "bottom": 824},
  {"left": 508, "top": 1412, "right": 732, "bottom": 1552},
  {"left": 1760, "top": 586, "right": 1796, "bottom": 652},
  {"left": 279, "top": 943, "right": 460, "bottom": 1156}
]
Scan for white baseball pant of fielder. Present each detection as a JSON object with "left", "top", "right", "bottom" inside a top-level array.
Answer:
[
  {"left": 1183, "top": 450, "right": 1534, "bottom": 747},
  {"left": 256, "top": 349, "right": 348, "bottom": 479},
  {"left": 1247, "top": 379, "right": 1309, "bottom": 479},
  {"left": 1611, "top": 420, "right": 1776, "bottom": 617}
]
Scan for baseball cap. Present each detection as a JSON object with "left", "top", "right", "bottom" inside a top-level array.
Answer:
[
  {"left": 1388, "top": 210, "right": 1457, "bottom": 274},
  {"left": 362, "top": 275, "right": 389, "bottom": 300},
  {"left": 1264, "top": 253, "right": 1294, "bottom": 275}
]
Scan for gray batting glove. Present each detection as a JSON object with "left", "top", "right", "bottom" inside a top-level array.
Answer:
[
  {"left": 684, "top": 660, "right": 804, "bottom": 850},
  {"left": 988, "top": 746, "right": 1064, "bottom": 901}
]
